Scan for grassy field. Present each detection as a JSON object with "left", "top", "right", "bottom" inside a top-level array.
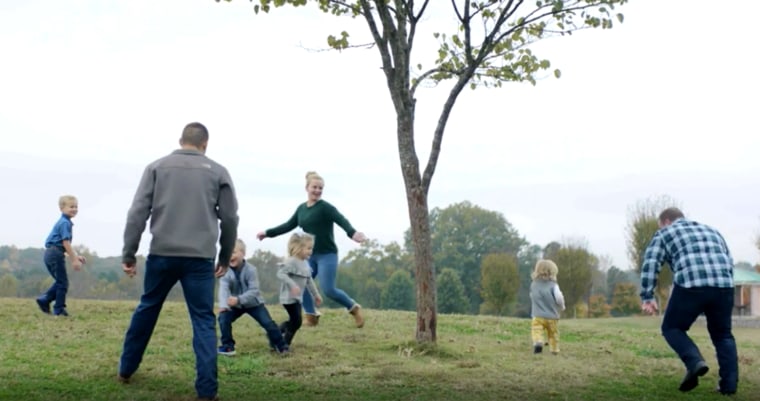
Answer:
[{"left": 1, "top": 297, "right": 758, "bottom": 401}]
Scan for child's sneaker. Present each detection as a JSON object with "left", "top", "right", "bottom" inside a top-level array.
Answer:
[
  {"left": 36, "top": 298, "right": 51, "bottom": 314},
  {"left": 533, "top": 343, "right": 543, "bottom": 354},
  {"left": 217, "top": 346, "right": 236, "bottom": 356},
  {"left": 53, "top": 309, "right": 69, "bottom": 317}
]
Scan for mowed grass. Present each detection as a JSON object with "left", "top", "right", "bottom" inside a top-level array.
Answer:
[{"left": 1, "top": 297, "right": 759, "bottom": 401}]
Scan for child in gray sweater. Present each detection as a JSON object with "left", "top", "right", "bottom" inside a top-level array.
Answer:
[
  {"left": 529, "top": 259, "right": 566, "bottom": 355},
  {"left": 217, "top": 239, "right": 288, "bottom": 356},
  {"left": 277, "top": 233, "right": 323, "bottom": 346}
]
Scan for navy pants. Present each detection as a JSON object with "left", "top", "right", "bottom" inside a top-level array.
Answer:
[
  {"left": 218, "top": 304, "right": 288, "bottom": 352},
  {"left": 119, "top": 255, "right": 218, "bottom": 399},
  {"left": 39, "top": 247, "right": 68, "bottom": 314},
  {"left": 661, "top": 285, "right": 738, "bottom": 392}
]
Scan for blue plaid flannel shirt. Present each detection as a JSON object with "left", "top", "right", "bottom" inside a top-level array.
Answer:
[{"left": 640, "top": 218, "right": 734, "bottom": 302}]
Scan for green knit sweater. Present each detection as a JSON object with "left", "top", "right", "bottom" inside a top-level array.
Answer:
[{"left": 265, "top": 200, "right": 357, "bottom": 254}]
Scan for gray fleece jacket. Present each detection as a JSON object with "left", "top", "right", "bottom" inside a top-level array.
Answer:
[
  {"left": 277, "top": 257, "right": 320, "bottom": 305},
  {"left": 122, "top": 149, "right": 239, "bottom": 266},
  {"left": 217, "top": 261, "right": 266, "bottom": 309}
]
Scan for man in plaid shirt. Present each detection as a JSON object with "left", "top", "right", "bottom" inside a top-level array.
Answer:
[{"left": 639, "top": 207, "right": 737, "bottom": 395}]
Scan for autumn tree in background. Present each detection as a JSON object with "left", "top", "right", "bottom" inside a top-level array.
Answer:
[
  {"left": 588, "top": 294, "right": 611, "bottom": 318},
  {"left": 437, "top": 268, "right": 468, "bottom": 314},
  {"left": 220, "top": 0, "right": 629, "bottom": 342},
  {"left": 405, "top": 201, "right": 526, "bottom": 314},
  {"left": 625, "top": 195, "right": 680, "bottom": 310},
  {"left": 480, "top": 253, "right": 519, "bottom": 316},
  {"left": 553, "top": 244, "right": 596, "bottom": 317},
  {"left": 610, "top": 282, "right": 640, "bottom": 316}
]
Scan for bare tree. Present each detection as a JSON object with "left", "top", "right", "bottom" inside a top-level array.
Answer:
[
  {"left": 625, "top": 195, "right": 681, "bottom": 310},
  {"left": 220, "top": 0, "right": 629, "bottom": 343}
]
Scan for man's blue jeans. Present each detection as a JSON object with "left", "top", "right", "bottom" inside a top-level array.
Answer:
[
  {"left": 119, "top": 255, "right": 218, "bottom": 399},
  {"left": 218, "top": 304, "right": 288, "bottom": 352},
  {"left": 662, "top": 285, "right": 738, "bottom": 392},
  {"left": 40, "top": 247, "right": 68, "bottom": 314},
  {"left": 302, "top": 253, "right": 357, "bottom": 314}
]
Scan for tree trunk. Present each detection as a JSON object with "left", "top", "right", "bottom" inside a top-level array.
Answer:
[
  {"left": 396, "top": 108, "right": 436, "bottom": 343},
  {"left": 408, "top": 188, "right": 436, "bottom": 343}
]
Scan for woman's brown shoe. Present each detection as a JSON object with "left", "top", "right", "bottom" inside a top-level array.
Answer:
[
  {"left": 349, "top": 304, "right": 364, "bottom": 328},
  {"left": 304, "top": 313, "right": 320, "bottom": 327}
]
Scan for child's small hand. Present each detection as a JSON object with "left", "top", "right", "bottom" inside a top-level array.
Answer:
[
  {"left": 290, "top": 286, "right": 301, "bottom": 297},
  {"left": 315, "top": 296, "right": 322, "bottom": 306},
  {"left": 77, "top": 255, "right": 87, "bottom": 264},
  {"left": 72, "top": 259, "right": 83, "bottom": 271},
  {"left": 227, "top": 296, "right": 239, "bottom": 307}
]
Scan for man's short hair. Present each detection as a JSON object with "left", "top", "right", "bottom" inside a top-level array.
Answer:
[
  {"left": 659, "top": 207, "right": 685, "bottom": 223},
  {"left": 181, "top": 122, "right": 209, "bottom": 147}
]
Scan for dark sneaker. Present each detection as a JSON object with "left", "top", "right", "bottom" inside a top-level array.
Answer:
[
  {"left": 533, "top": 343, "right": 543, "bottom": 354},
  {"left": 197, "top": 396, "right": 219, "bottom": 401},
  {"left": 679, "top": 361, "right": 709, "bottom": 392},
  {"left": 715, "top": 386, "right": 736, "bottom": 396},
  {"left": 116, "top": 374, "right": 130, "bottom": 384},
  {"left": 36, "top": 298, "right": 51, "bottom": 314},
  {"left": 53, "top": 309, "right": 69, "bottom": 317},
  {"left": 217, "top": 346, "right": 236, "bottom": 356}
]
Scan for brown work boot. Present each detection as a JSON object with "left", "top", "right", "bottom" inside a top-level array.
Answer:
[
  {"left": 304, "top": 313, "right": 320, "bottom": 327},
  {"left": 349, "top": 304, "right": 364, "bottom": 328}
]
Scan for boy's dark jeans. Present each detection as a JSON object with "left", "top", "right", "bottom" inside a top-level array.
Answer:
[
  {"left": 40, "top": 247, "right": 68, "bottom": 314},
  {"left": 662, "top": 285, "right": 738, "bottom": 392},
  {"left": 218, "top": 304, "right": 288, "bottom": 352}
]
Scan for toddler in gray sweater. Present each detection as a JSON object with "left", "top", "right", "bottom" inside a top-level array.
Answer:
[{"left": 277, "top": 233, "right": 323, "bottom": 346}]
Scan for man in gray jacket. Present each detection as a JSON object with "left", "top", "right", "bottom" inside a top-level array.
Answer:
[{"left": 117, "top": 122, "right": 239, "bottom": 401}]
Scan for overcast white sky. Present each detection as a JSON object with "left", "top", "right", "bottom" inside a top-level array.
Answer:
[{"left": 1, "top": 0, "right": 758, "bottom": 270}]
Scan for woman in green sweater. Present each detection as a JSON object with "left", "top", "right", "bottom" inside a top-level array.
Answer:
[{"left": 257, "top": 171, "right": 367, "bottom": 328}]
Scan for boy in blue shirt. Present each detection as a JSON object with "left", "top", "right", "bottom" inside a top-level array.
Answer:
[{"left": 36, "top": 195, "right": 85, "bottom": 317}]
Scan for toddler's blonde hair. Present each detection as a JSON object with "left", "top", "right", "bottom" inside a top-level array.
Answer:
[
  {"left": 58, "top": 195, "right": 78, "bottom": 209},
  {"left": 532, "top": 259, "right": 559, "bottom": 281},
  {"left": 234, "top": 239, "right": 247, "bottom": 256},
  {"left": 288, "top": 232, "right": 314, "bottom": 258}
]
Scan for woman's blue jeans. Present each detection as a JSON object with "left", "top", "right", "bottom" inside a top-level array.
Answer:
[{"left": 301, "top": 253, "right": 357, "bottom": 314}]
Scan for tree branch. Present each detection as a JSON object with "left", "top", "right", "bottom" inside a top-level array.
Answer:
[
  {"left": 298, "top": 41, "right": 376, "bottom": 52},
  {"left": 359, "top": 1, "right": 393, "bottom": 76},
  {"left": 411, "top": 67, "right": 444, "bottom": 97},
  {"left": 374, "top": 0, "right": 400, "bottom": 71},
  {"left": 422, "top": 72, "right": 472, "bottom": 192},
  {"left": 408, "top": 0, "right": 430, "bottom": 52},
  {"left": 494, "top": 3, "right": 597, "bottom": 45},
  {"left": 462, "top": 0, "right": 473, "bottom": 65},
  {"left": 413, "top": 0, "right": 430, "bottom": 22},
  {"left": 451, "top": 0, "right": 464, "bottom": 22}
]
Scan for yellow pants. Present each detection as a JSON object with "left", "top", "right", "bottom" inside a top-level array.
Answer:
[{"left": 531, "top": 317, "right": 560, "bottom": 353}]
